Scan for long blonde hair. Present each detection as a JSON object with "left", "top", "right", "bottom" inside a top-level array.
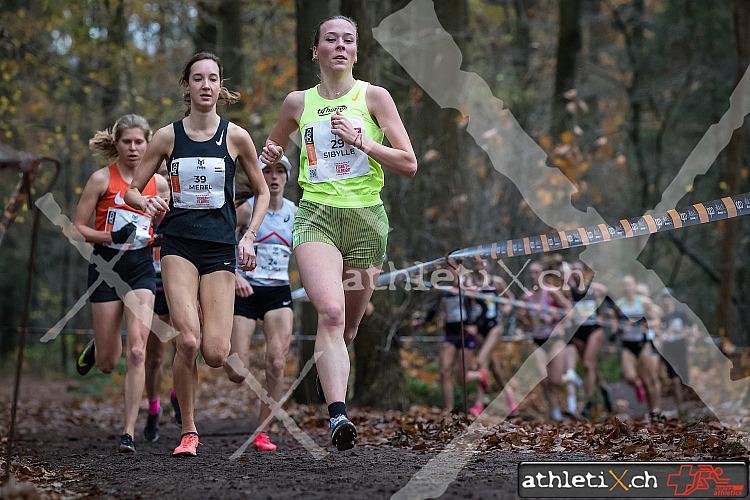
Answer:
[
  {"left": 180, "top": 52, "right": 241, "bottom": 117},
  {"left": 89, "top": 114, "right": 152, "bottom": 160}
]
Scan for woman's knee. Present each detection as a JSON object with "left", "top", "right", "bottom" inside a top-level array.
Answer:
[
  {"left": 176, "top": 335, "right": 201, "bottom": 362},
  {"left": 202, "top": 343, "right": 230, "bottom": 368},
  {"left": 583, "top": 358, "right": 597, "bottom": 373},
  {"left": 265, "top": 353, "right": 286, "bottom": 379},
  {"left": 318, "top": 303, "right": 345, "bottom": 331},
  {"left": 126, "top": 344, "right": 146, "bottom": 367},
  {"left": 96, "top": 356, "right": 118, "bottom": 374}
]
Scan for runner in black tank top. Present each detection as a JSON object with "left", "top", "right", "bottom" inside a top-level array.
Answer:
[
  {"left": 159, "top": 118, "right": 237, "bottom": 247},
  {"left": 566, "top": 261, "right": 613, "bottom": 418},
  {"left": 125, "top": 52, "right": 269, "bottom": 457}
]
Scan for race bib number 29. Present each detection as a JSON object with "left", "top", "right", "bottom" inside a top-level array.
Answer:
[
  {"left": 304, "top": 118, "right": 370, "bottom": 183},
  {"left": 169, "top": 157, "right": 226, "bottom": 209}
]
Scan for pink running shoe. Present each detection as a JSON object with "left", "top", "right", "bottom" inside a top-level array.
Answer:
[
  {"left": 173, "top": 433, "right": 200, "bottom": 456},
  {"left": 469, "top": 404, "right": 483, "bottom": 416},
  {"left": 252, "top": 433, "right": 277, "bottom": 451},
  {"left": 634, "top": 379, "right": 647, "bottom": 403}
]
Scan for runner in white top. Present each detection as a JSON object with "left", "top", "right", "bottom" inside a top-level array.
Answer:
[{"left": 224, "top": 155, "right": 296, "bottom": 452}]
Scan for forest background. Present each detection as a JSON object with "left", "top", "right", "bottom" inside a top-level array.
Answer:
[{"left": 0, "top": 0, "right": 748, "bottom": 407}]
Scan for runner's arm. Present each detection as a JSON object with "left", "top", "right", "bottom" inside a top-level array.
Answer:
[
  {"left": 261, "top": 91, "right": 304, "bottom": 165},
  {"left": 235, "top": 200, "right": 252, "bottom": 240},
  {"left": 363, "top": 85, "right": 417, "bottom": 178},
  {"left": 125, "top": 126, "right": 172, "bottom": 216},
  {"left": 72, "top": 168, "right": 113, "bottom": 245},
  {"left": 154, "top": 174, "right": 171, "bottom": 225},
  {"left": 230, "top": 124, "right": 269, "bottom": 271}
]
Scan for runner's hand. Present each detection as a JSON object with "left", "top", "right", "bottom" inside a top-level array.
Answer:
[
  {"left": 261, "top": 142, "right": 284, "bottom": 166},
  {"left": 235, "top": 272, "right": 254, "bottom": 298},
  {"left": 330, "top": 111, "right": 357, "bottom": 145},
  {"left": 143, "top": 195, "right": 169, "bottom": 216},
  {"left": 111, "top": 223, "right": 137, "bottom": 244},
  {"left": 238, "top": 235, "right": 257, "bottom": 272}
]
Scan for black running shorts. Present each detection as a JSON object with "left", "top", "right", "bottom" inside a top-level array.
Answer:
[
  {"left": 159, "top": 234, "right": 236, "bottom": 276},
  {"left": 234, "top": 285, "right": 293, "bottom": 320},
  {"left": 87, "top": 245, "right": 156, "bottom": 303}
]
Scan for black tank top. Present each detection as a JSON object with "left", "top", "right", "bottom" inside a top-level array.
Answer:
[{"left": 158, "top": 118, "right": 236, "bottom": 245}]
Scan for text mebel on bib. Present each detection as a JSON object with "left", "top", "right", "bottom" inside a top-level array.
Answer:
[{"left": 169, "top": 156, "right": 226, "bottom": 209}]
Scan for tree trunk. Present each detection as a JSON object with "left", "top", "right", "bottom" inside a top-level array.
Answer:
[
  {"left": 292, "top": 0, "right": 339, "bottom": 404},
  {"left": 101, "top": 0, "right": 126, "bottom": 122},
  {"left": 339, "top": 0, "right": 407, "bottom": 408},
  {"left": 717, "top": 0, "right": 750, "bottom": 343},
  {"left": 551, "top": 0, "right": 582, "bottom": 141}
]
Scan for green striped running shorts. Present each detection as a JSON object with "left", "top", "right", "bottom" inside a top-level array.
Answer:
[{"left": 292, "top": 199, "right": 389, "bottom": 269}]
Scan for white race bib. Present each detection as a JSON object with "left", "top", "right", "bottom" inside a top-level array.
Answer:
[
  {"left": 104, "top": 208, "right": 151, "bottom": 250},
  {"left": 303, "top": 117, "right": 370, "bottom": 183},
  {"left": 253, "top": 244, "right": 291, "bottom": 281},
  {"left": 169, "top": 157, "right": 226, "bottom": 209}
]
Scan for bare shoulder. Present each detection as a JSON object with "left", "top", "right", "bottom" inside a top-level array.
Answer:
[
  {"left": 151, "top": 124, "right": 175, "bottom": 152},
  {"left": 88, "top": 165, "right": 111, "bottom": 190},
  {"left": 284, "top": 90, "right": 305, "bottom": 110},
  {"left": 152, "top": 124, "right": 175, "bottom": 142},
  {"left": 280, "top": 91, "right": 305, "bottom": 122},
  {"left": 365, "top": 85, "right": 394, "bottom": 107},
  {"left": 227, "top": 121, "right": 252, "bottom": 142}
]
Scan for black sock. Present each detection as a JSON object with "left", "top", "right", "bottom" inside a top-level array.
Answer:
[
  {"left": 328, "top": 402, "right": 347, "bottom": 419},
  {"left": 181, "top": 431, "right": 198, "bottom": 438}
]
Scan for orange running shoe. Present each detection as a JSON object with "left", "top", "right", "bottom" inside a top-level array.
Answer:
[
  {"left": 173, "top": 433, "right": 200, "bottom": 456},
  {"left": 252, "top": 433, "right": 277, "bottom": 451}
]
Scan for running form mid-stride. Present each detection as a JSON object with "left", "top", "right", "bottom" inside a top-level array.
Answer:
[
  {"left": 73, "top": 114, "right": 170, "bottom": 453},
  {"left": 125, "top": 52, "right": 270, "bottom": 457},
  {"left": 261, "top": 15, "right": 417, "bottom": 451},
  {"left": 225, "top": 155, "right": 297, "bottom": 452}
]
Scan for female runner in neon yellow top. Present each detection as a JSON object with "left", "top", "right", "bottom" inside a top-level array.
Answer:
[{"left": 261, "top": 15, "right": 417, "bottom": 451}]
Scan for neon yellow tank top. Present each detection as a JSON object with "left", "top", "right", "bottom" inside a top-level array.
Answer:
[{"left": 299, "top": 80, "right": 385, "bottom": 208}]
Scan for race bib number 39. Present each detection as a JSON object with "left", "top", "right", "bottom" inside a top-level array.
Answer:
[
  {"left": 304, "top": 118, "right": 370, "bottom": 183},
  {"left": 169, "top": 157, "right": 226, "bottom": 209}
]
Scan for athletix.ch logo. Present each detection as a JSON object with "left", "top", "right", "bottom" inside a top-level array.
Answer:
[{"left": 666, "top": 464, "right": 743, "bottom": 496}]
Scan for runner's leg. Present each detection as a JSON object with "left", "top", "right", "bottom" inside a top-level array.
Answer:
[
  {"left": 162, "top": 255, "right": 201, "bottom": 434},
  {"left": 225, "top": 314, "right": 256, "bottom": 383},
  {"left": 258, "top": 307, "right": 294, "bottom": 429},
  {"left": 122, "top": 288, "right": 155, "bottom": 437},
  {"left": 91, "top": 301, "right": 124, "bottom": 374},
  {"left": 295, "top": 242, "right": 346, "bottom": 404}
]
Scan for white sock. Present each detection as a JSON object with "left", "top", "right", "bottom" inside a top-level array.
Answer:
[
  {"left": 567, "top": 395, "right": 577, "bottom": 414},
  {"left": 551, "top": 407, "right": 563, "bottom": 421}
]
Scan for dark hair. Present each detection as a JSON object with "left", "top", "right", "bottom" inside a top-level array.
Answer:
[
  {"left": 310, "top": 15, "right": 358, "bottom": 55},
  {"left": 180, "top": 52, "right": 240, "bottom": 116}
]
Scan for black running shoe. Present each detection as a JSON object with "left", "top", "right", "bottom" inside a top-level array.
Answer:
[
  {"left": 581, "top": 400, "right": 594, "bottom": 420},
  {"left": 330, "top": 415, "right": 356, "bottom": 451},
  {"left": 600, "top": 384, "right": 614, "bottom": 413},
  {"left": 119, "top": 433, "right": 136, "bottom": 453},
  {"left": 76, "top": 338, "right": 96, "bottom": 376},
  {"left": 316, "top": 374, "right": 325, "bottom": 403},
  {"left": 171, "top": 393, "right": 182, "bottom": 427},
  {"left": 143, "top": 410, "right": 160, "bottom": 442}
]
